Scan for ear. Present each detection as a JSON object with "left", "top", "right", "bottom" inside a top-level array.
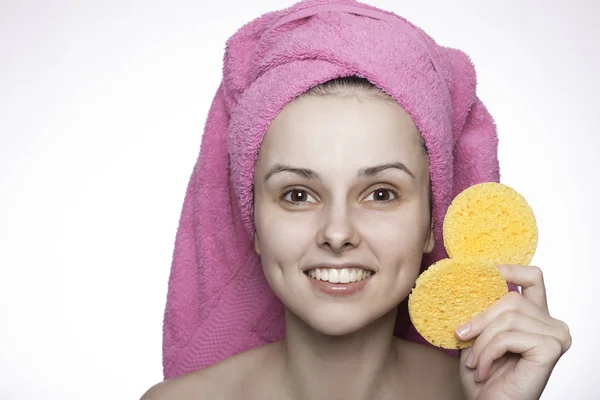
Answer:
[
  {"left": 423, "top": 221, "right": 435, "bottom": 254},
  {"left": 254, "top": 232, "right": 261, "bottom": 255}
]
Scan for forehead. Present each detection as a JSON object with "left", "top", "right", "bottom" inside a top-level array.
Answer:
[{"left": 258, "top": 94, "right": 425, "bottom": 172}]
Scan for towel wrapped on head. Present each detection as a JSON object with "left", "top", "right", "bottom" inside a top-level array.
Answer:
[{"left": 162, "top": 0, "right": 501, "bottom": 379}]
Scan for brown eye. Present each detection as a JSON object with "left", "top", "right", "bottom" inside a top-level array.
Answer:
[
  {"left": 290, "top": 189, "right": 307, "bottom": 202},
  {"left": 282, "top": 189, "right": 316, "bottom": 204},
  {"left": 365, "top": 188, "right": 397, "bottom": 202}
]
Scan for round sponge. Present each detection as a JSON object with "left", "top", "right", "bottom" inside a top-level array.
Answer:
[
  {"left": 443, "top": 182, "right": 538, "bottom": 265},
  {"left": 408, "top": 258, "right": 508, "bottom": 349}
]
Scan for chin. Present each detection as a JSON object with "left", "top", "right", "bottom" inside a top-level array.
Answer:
[
  {"left": 309, "top": 318, "right": 377, "bottom": 337},
  {"left": 291, "top": 301, "right": 397, "bottom": 336}
]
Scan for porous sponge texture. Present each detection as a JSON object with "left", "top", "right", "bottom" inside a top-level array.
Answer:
[
  {"left": 409, "top": 258, "right": 508, "bottom": 349},
  {"left": 409, "top": 182, "right": 537, "bottom": 349},
  {"left": 443, "top": 182, "right": 538, "bottom": 265}
]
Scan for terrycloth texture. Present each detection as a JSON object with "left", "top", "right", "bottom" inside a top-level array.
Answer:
[{"left": 163, "top": 0, "right": 504, "bottom": 379}]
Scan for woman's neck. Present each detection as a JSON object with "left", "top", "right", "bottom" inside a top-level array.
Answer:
[{"left": 278, "top": 308, "right": 403, "bottom": 400}]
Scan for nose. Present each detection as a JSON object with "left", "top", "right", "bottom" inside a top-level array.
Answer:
[{"left": 317, "top": 204, "right": 360, "bottom": 253}]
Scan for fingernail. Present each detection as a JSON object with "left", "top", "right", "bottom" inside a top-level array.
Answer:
[
  {"left": 465, "top": 353, "right": 475, "bottom": 369},
  {"left": 455, "top": 323, "right": 471, "bottom": 338}
]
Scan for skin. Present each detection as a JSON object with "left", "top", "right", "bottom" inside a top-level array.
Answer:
[
  {"left": 252, "top": 92, "right": 434, "bottom": 338},
  {"left": 457, "top": 264, "right": 572, "bottom": 399},
  {"left": 141, "top": 91, "right": 571, "bottom": 400}
]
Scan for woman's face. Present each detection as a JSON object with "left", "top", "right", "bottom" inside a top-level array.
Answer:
[{"left": 253, "top": 92, "right": 434, "bottom": 335}]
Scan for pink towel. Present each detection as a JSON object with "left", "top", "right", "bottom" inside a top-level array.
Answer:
[{"left": 162, "top": 0, "right": 503, "bottom": 379}]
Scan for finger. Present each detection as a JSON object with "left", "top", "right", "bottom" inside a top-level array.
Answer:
[
  {"left": 474, "top": 331, "right": 562, "bottom": 382},
  {"left": 497, "top": 264, "right": 548, "bottom": 313},
  {"left": 460, "top": 346, "right": 475, "bottom": 369},
  {"left": 456, "top": 291, "right": 552, "bottom": 341},
  {"left": 466, "top": 311, "right": 571, "bottom": 369}
]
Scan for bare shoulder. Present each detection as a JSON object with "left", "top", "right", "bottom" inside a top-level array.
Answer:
[
  {"left": 395, "top": 339, "right": 465, "bottom": 400},
  {"left": 140, "top": 342, "right": 282, "bottom": 400}
]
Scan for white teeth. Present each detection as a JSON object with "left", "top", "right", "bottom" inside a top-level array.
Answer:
[
  {"left": 350, "top": 269, "right": 357, "bottom": 282},
  {"left": 329, "top": 269, "right": 340, "bottom": 283},
  {"left": 306, "top": 267, "right": 373, "bottom": 283},
  {"left": 339, "top": 269, "right": 350, "bottom": 283}
]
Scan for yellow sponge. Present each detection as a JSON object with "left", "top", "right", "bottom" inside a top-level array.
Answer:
[
  {"left": 408, "top": 258, "right": 508, "bottom": 349},
  {"left": 409, "top": 182, "right": 537, "bottom": 349},
  {"left": 443, "top": 182, "right": 538, "bottom": 265}
]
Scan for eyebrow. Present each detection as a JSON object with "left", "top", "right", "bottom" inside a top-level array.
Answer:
[
  {"left": 358, "top": 162, "right": 415, "bottom": 179},
  {"left": 263, "top": 162, "right": 415, "bottom": 182}
]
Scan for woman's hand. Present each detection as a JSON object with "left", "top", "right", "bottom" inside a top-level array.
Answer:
[{"left": 456, "top": 264, "right": 571, "bottom": 400}]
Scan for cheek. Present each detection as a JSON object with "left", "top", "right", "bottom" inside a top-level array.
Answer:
[
  {"left": 256, "top": 209, "right": 315, "bottom": 265},
  {"left": 361, "top": 209, "right": 428, "bottom": 249}
]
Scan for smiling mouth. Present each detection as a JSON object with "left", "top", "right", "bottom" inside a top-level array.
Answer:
[{"left": 303, "top": 268, "right": 374, "bottom": 284}]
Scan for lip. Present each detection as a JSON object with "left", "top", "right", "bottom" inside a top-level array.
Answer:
[
  {"left": 302, "top": 262, "right": 376, "bottom": 273},
  {"left": 306, "top": 272, "right": 373, "bottom": 296},
  {"left": 302, "top": 263, "right": 376, "bottom": 297}
]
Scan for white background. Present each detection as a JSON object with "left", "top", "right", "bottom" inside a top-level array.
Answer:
[{"left": 1, "top": 0, "right": 598, "bottom": 398}]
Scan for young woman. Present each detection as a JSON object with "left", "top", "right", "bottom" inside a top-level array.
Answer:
[{"left": 142, "top": 2, "right": 571, "bottom": 399}]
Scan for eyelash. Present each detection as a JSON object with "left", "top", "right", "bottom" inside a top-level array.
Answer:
[
  {"left": 280, "top": 187, "right": 399, "bottom": 205},
  {"left": 364, "top": 188, "right": 399, "bottom": 203},
  {"left": 281, "top": 188, "right": 316, "bottom": 205}
]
